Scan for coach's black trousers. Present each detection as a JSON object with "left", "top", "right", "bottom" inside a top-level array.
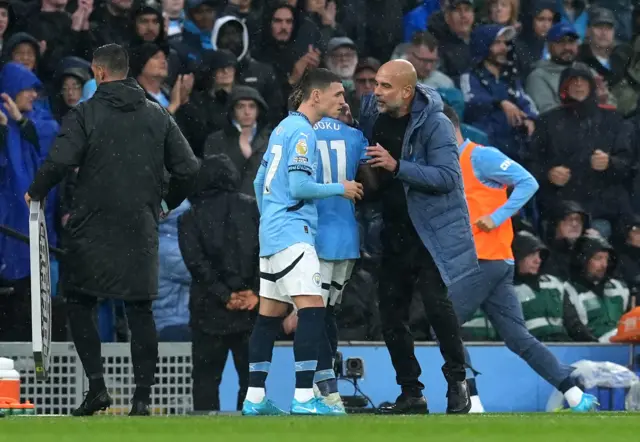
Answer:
[
  {"left": 66, "top": 291, "right": 158, "bottom": 390},
  {"left": 378, "top": 230, "right": 466, "bottom": 395},
  {"left": 191, "top": 328, "right": 250, "bottom": 411}
]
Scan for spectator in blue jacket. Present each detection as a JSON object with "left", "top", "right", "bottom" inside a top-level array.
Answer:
[
  {"left": 403, "top": 0, "right": 443, "bottom": 42},
  {"left": 0, "top": 62, "right": 59, "bottom": 342},
  {"left": 558, "top": 0, "right": 588, "bottom": 41},
  {"left": 460, "top": 24, "right": 537, "bottom": 161},
  {"left": 154, "top": 199, "right": 192, "bottom": 342}
]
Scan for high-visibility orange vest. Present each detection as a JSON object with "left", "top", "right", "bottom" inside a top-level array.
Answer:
[{"left": 459, "top": 141, "right": 514, "bottom": 261}]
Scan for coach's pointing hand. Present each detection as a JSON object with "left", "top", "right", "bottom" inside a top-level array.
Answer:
[
  {"left": 367, "top": 144, "right": 398, "bottom": 172},
  {"left": 341, "top": 180, "right": 364, "bottom": 201}
]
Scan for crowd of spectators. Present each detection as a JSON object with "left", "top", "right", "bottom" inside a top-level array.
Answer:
[{"left": 1, "top": 0, "right": 640, "bottom": 349}]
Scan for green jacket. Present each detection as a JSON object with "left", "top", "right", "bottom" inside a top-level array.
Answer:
[
  {"left": 565, "top": 278, "right": 630, "bottom": 341},
  {"left": 461, "top": 310, "right": 498, "bottom": 341},
  {"left": 515, "top": 275, "right": 570, "bottom": 342}
]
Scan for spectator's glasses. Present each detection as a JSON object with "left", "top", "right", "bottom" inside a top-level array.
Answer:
[{"left": 409, "top": 51, "right": 438, "bottom": 66}]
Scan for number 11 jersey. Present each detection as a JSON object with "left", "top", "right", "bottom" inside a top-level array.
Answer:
[{"left": 314, "top": 118, "right": 369, "bottom": 261}]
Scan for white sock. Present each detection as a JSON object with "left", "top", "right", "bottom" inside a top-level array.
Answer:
[
  {"left": 470, "top": 395, "right": 485, "bottom": 413},
  {"left": 564, "top": 386, "right": 584, "bottom": 408},
  {"left": 294, "top": 388, "right": 314, "bottom": 403},
  {"left": 246, "top": 387, "right": 265, "bottom": 403}
]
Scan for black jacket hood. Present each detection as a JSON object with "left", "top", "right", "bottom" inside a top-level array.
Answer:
[
  {"left": 559, "top": 62, "right": 597, "bottom": 105},
  {"left": 131, "top": 2, "right": 167, "bottom": 45},
  {"left": 545, "top": 200, "right": 591, "bottom": 242},
  {"left": 570, "top": 233, "right": 618, "bottom": 280},
  {"left": 228, "top": 85, "right": 268, "bottom": 114},
  {"left": 2, "top": 32, "right": 40, "bottom": 66},
  {"left": 93, "top": 77, "right": 147, "bottom": 112},
  {"left": 194, "top": 153, "right": 240, "bottom": 195},
  {"left": 513, "top": 231, "right": 550, "bottom": 264}
]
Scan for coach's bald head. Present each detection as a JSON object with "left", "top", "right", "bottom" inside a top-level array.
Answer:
[{"left": 374, "top": 60, "right": 417, "bottom": 117}]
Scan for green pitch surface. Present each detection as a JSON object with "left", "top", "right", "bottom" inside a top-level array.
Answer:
[{"left": 1, "top": 414, "right": 639, "bottom": 442}]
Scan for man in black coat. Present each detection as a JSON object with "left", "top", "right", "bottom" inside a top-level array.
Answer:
[
  {"left": 26, "top": 44, "right": 200, "bottom": 417},
  {"left": 178, "top": 154, "right": 259, "bottom": 412}
]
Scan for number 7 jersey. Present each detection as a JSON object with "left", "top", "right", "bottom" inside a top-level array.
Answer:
[
  {"left": 314, "top": 117, "right": 369, "bottom": 261},
  {"left": 257, "top": 113, "right": 319, "bottom": 257}
]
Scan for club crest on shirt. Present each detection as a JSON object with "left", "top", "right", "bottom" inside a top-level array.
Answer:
[
  {"left": 312, "top": 273, "right": 321, "bottom": 287},
  {"left": 295, "top": 139, "right": 308, "bottom": 155}
]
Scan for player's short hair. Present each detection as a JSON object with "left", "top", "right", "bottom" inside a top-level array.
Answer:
[
  {"left": 443, "top": 104, "right": 461, "bottom": 129},
  {"left": 92, "top": 44, "right": 129, "bottom": 77},
  {"left": 289, "top": 68, "right": 342, "bottom": 109}
]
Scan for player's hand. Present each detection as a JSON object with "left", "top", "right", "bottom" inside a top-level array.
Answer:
[
  {"left": 366, "top": 143, "right": 398, "bottom": 172},
  {"left": 591, "top": 149, "right": 610, "bottom": 171},
  {"left": 341, "top": 180, "right": 364, "bottom": 202},
  {"left": 2, "top": 93, "right": 23, "bottom": 121},
  {"left": 0, "top": 108, "right": 7, "bottom": 126},
  {"left": 474, "top": 215, "right": 497, "bottom": 232},
  {"left": 226, "top": 292, "right": 243, "bottom": 310},
  {"left": 24, "top": 192, "right": 32, "bottom": 206},
  {"left": 548, "top": 166, "right": 571, "bottom": 186},
  {"left": 236, "top": 290, "right": 259, "bottom": 311},
  {"left": 283, "top": 311, "right": 298, "bottom": 335}
]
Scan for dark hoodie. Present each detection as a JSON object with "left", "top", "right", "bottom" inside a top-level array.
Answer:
[
  {"left": 178, "top": 154, "right": 259, "bottom": 335},
  {"left": 427, "top": 8, "right": 473, "bottom": 83},
  {"left": 252, "top": 3, "right": 320, "bottom": 91},
  {"left": 514, "top": 0, "right": 560, "bottom": 78},
  {"left": 50, "top": 56, "right": 91, "bottom": 122},
  {"left": 203, "top": 85, "right": 270, "bottom": 197},
  {"left": 28, "top": 77, "right": 200, "bottom": 301},
  {"left": 615, "top": 214, "right": 640, "bottom": 293},
  {"left": 0, "top": 1, "right": 16, "bottom": 49},
  {"left": 2, "top": 32, "right": 41, "bottom": 74},
  {"left": 174, "top": 49, "right": 237, "bottom": 157},
  {"left": 14, "top": 1, "right": 93, "bottom": 81},
  {"left": 212, "top": 15, "right": 284, "bottom": 122},
  {"left": 530, "top": 63, "right": 634, "bottom": 223},
  {"left": 541, "top": 200, "right": 590, "bottom": 280},
  {"left": 513, "top": 230, "right": 597, "bottom": 342},
  {"left": 566, "top": 233, "right": 629, "bottom": 341},
  {"left": 130, "top": 3, "right": 183, "bottom": 87},
  {"left": 89, "top": 1, "right": 134, "bottom": 49}
]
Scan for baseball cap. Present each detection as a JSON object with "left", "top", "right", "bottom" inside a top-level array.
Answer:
[
  {"left": 448, "top": 0, "right": 474, "bottom": 9},
  {"left": 354, "top": 57, "right": 381, "bottom": 75},
  {"left": 589, "top": 7, "right": 615, "bottom": 27},
  {"left": 327, "top": 37, "right": 357, "bottom": 54},
  {"left": 186, "top": 0, "right": 219, "bottom": 10},
  {"left": 547, "top": 22, "right": 579, "bottom": 42}
]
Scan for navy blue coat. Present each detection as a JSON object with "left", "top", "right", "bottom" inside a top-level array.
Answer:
[{"left": 359, "top": 84, "right": 479, "bottom": 286}]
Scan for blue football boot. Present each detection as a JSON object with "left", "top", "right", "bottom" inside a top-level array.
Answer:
[{"left": 242, "top": 398, "right": 288, "bottom": 416}]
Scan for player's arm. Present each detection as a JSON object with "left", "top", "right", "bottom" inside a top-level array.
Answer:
[
  {"left": 28, "top": 108, "right": 88, "bottom": 201},
  {"left": 393, "top": 117, "right": 460, "bottom": 194},
  {"left": 472, "top": 146, "right": 539, "bottom": 227},
  {"left": 356, "top": 133, "right": 380, "bottom": 198},
  {"left": 163, "top": 114, "right": 201, "bottom": 210},
  {"left": 253, "top": 159, "right": 266, "bottom": 214},
  {"left": 288, "top": 132, "right": 346, "bottom": 200}
]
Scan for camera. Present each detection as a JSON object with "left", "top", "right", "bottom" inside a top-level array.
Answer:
[{"left": 345, "top": 357, "right": 365, "bottom": 379}]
